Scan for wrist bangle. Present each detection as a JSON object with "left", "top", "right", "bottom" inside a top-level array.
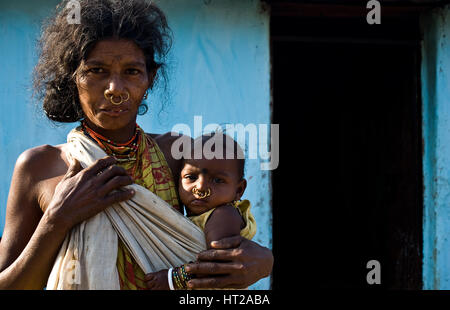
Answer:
[
  {"left": 173, "top": 267, "right": 184, "bottom": 289},
  {"left": 168, "top": 268, "right": 174, "bottom": 290}
]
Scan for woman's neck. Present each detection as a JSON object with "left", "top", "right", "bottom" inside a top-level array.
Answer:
[{"left": 82, "top": 120, "right": 137, "bottom": 144}]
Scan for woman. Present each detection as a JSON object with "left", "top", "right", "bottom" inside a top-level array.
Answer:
[{"left": 0, "top": 0, "right": 273, "bottom": 289}]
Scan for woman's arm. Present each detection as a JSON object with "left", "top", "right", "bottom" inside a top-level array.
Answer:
[
  {"left": 0, "top": 148, "right": 63, "bottom": 289},
  {"left": 0, "top": 148, "right": 135, "bottom": 289},
  {"left": 0, "top": 209, "right": 71, "bottom": 289}
]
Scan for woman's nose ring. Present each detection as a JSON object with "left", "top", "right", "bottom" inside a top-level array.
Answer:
[
  {"left": 104, "top": 91, "right": 130, "bottom": 105},
  {"left": 192, "top": 187, "right": 211, "bottom": 199}
]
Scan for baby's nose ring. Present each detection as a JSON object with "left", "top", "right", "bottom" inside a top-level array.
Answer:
[{"left": 192, "top": 187, "right": 211, "bottom": 199}]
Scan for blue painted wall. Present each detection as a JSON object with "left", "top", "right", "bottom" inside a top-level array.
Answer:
[
  {"left": 0, "top": 0, "right": 73, "bottom": 241},
  {"left": 421, "top": 6, "right": 450, "bottom": 290},
  {"left": 0, "top": 0, "right": 272, "bottom": 289}
]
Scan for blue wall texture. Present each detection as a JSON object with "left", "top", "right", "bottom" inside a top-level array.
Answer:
[
  {"left": 0, "top": 0, "right": 272, "bottom": 289},
  {"left": 421, "top": 6, "right": 450, "bottom": 290}
]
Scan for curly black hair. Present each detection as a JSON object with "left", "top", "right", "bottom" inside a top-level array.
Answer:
[{"left": 33, "top": 0, "right": 172, "bottom": 123}]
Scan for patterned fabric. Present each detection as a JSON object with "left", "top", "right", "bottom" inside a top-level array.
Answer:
[{"left": 80, "top": 123, "right": 180, "bottom": 290}]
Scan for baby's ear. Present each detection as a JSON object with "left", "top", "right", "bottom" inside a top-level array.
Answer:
[{"left": 235, "top": 178, "right": 247, "bottom": 200}]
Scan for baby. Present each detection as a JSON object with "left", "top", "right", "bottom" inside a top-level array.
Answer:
[{"left": 145, "top": 132, "right": 256, "bottom": 290}]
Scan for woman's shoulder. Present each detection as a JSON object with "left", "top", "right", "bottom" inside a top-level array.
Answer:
[
  {"left": 146, "top": 131, "right": 192, "bottom": 157},
  {"left": 147, "top": 131, "right": 191, "bottom": 144},
  {"left": 17, "top": 143, "right": 67, "bottom": 165},
  {"left": 10, "top": 144, "right": 70, "bottom": 213},
  {"left": 146, "top": 132, "right": 192, "bottom": 178},
  {"left": 15, "top": 143, "right": 70, "bottom": 182}
]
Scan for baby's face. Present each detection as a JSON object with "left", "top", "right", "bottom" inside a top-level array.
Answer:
[{"left": 179, "top": 158, "right": 245, "bottom": 216}]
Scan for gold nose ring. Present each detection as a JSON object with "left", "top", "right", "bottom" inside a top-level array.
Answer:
[
  {"left": 192, "top": 187, "right": 211, "bottom": 199},
  {"left": 121, "top": 92, "right": 130, "bottom": 102},
  {"left": 104, "top": 91, "right": 130, "bottom": 106}
]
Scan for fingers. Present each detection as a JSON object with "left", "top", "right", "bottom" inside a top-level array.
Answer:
[
  {"left": 144, "top": 273, "right": 156, "bottom": 282},
  {"left": 64, "top": 158, "right": 83, "bottom": 179},
  {"left": 99, "top": 175, "right": 134, "bottom": 196},
  {"left": 103, "top": 186, "right": 135, "bottom": 206},
  {"left": 195, "top": 249, "right": 242, "bottom": 262},
  {"left": 96, "top": 165, "right": 133, "bottom": 195},
  {"left": 184, "top": 262, "right": 248, "bottom": 289},
  {"left": 144, "top": 270, "right": 170, "bottom": 290},
  {"left": 66, "top": 156, "right": 134, "bottom": 208},
  {"left": 96, "top": 164, "right": 129, "bottom": 183},
  {"left": 186, "top": 275, "right": 243, "bottom": 289},
  {"left": 97, "top": 164, "right": 134, "bottom": 197},
  {"left": 65, "top": 156, "right": 116, "bottom": 181},
  {"left": 209, "top": 235, "right": 243, "bottom": 250},
  {"left": 144, "top": 273, "right": 156, "bottom": 289},
  {"left": 185, "top": 261, "right": 244, "bottom": 275},
  {"left": 84, "top": 156, "right": 117, "bottom": 177}
]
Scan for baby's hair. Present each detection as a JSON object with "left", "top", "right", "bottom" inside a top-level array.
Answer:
[{"left": 192, "top": 130, "right": 246, "bottom": 181}]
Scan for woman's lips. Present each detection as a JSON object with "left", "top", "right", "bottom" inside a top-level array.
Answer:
[{"left": 100, "top": 107, "right": 129, "bottom": 117}]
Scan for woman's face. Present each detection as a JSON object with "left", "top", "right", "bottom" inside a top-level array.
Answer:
[{"left": 76, "top": 39, "right": 153, "bottom": 140}]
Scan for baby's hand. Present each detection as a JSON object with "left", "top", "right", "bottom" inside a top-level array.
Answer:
[{"left": 144, "top": 269, "right": 170, "bottom": 290}]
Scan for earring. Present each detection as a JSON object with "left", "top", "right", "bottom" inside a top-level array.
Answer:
[{"left": 143, "top": 90, "right": 149, "bottom": 100}]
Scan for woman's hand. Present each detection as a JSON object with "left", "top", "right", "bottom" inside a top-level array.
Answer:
[
  {"left": 144, "top": 269, "right": 170, "bottom": 290},
  {"left": 46, "top": 156, "right": 135, "bottom": 232},
  {"left": 185, "top": 235, "right": 273, "bottom": 289}
]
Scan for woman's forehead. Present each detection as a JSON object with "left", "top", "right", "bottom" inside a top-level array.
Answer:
[{"left": 86, "top": 39, "right": 146, "bottom": 63}]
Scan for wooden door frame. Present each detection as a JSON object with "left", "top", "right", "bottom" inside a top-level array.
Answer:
[{"left": 269, "top": 1, "right": 425, "bottom": 289}]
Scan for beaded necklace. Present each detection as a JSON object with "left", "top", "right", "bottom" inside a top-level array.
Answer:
[{"left": 81, "top": 121, "right": 141, "bottom": 162}]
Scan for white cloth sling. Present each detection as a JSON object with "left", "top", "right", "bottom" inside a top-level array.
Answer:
[{"left": 46, "top": 129, "right": 207, "bottom": 289}]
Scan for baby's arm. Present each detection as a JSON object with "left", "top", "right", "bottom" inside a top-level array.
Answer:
[{"left": 204, "top": 203, "right": 245, "bottom": 249}]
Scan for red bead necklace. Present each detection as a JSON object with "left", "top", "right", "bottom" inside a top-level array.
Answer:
[{"left": 81, "top": 121, "right": 141, "bottom": 162}]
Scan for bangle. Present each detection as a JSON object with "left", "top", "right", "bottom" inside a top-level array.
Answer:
[
  {"left": 168, "top": 268, "right": 174, "bottom": 290},
  {"left": 171, "top": 265, "right": 194, "bottom": 290},
  {"left": 172, "top": 267, "right": 184, "bottom": 289},
  {"left": 181, "top": 264, "right": 192, "bottom": 282}
]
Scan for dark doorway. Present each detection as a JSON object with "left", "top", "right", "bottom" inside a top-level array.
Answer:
[{"left": 271, "top": 10, "right": 423, "bottom": 289}]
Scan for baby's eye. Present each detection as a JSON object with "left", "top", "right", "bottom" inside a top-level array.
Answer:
[
  {"left": 184, "top": 174, "right": 197, "bottom": 181},
  {"left": 213, "top": 178, "right": 224, "bottom": 184}
]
